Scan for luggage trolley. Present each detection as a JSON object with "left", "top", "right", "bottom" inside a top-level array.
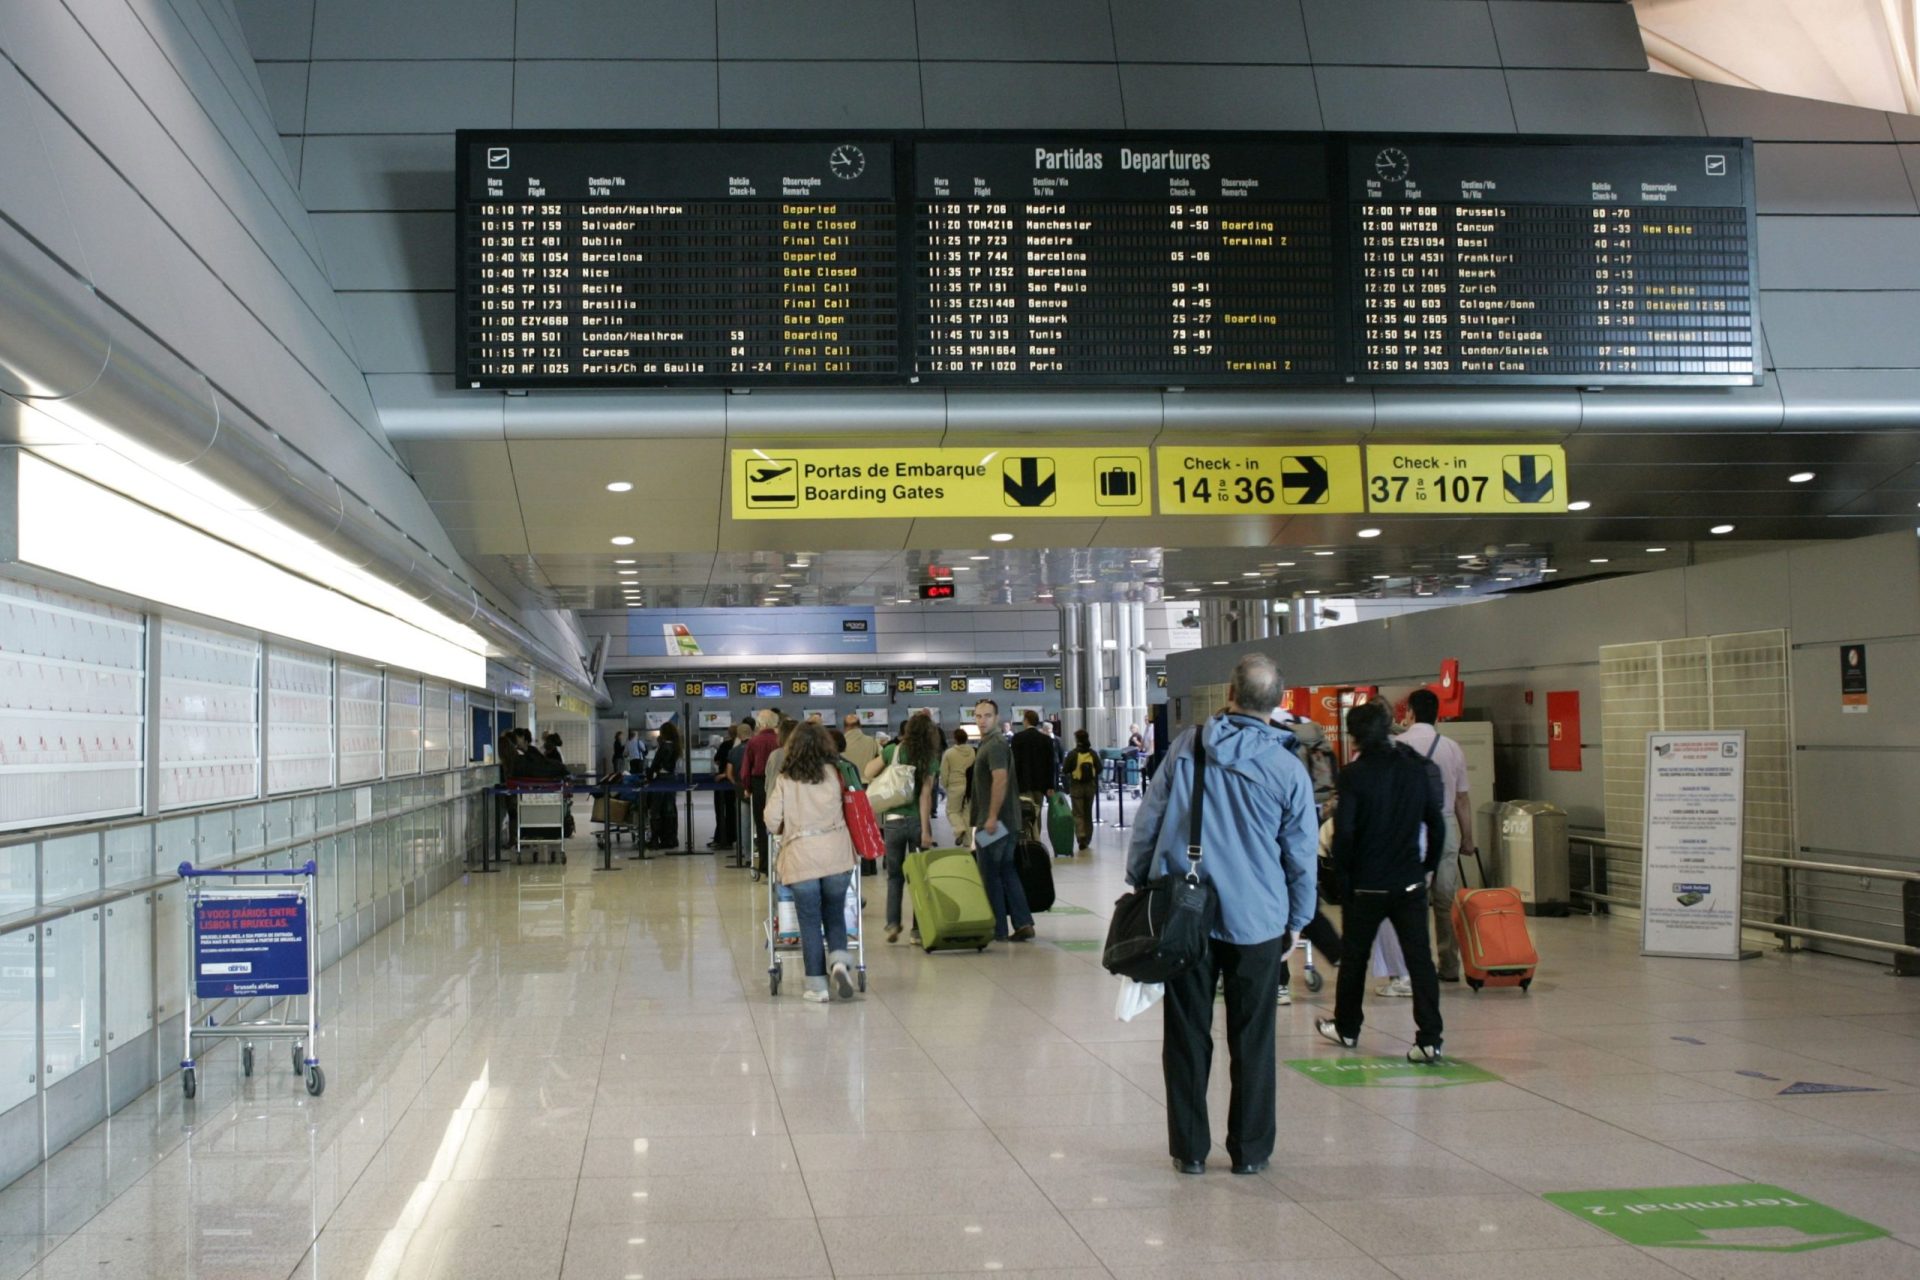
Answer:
[
  {"left": 763, "top": 835, "right": 868, "bottom": 998},
  {"left": 178, "top": 860, "right": 324, "bottom": 1099},
  {"left": 513, "top": 781, "right": 569, "bottom": 864}
]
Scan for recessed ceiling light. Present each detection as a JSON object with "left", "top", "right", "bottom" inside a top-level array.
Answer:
[
  {"left": 1710, "top": 524, "right": 1735, "bottom": 535},
  {"left": 1494, "top": 576, "right": 1513, "bottom": 582},
  {"left": 1456, "top": 553, "right": 1475, "bottom": 560},
  {"left": 1541, "top": 567, "right": 1559, "bottom": 574},
  {"left": 1242, "top": 571, "right": 1262, "bottom": 578},
  {"left": 1183, "top": 586, "right": 1202, "bottom": 592},
  {"left": 610, "top": 536, "right": 634, "bottom": 546},
  {"left": 1372, "top": 574, "right": 1390, "bottom": 581},
  {"left": 605, "top": 481, "right": 633, "bottom": 493},
  {"left": 989, "top": 532, "right": 1014, "bottom": 543},
  {"left": 969, "top": 554, "right": 990, "bottom": 561},
  {"left": 1212, "top": 580, "right": 1229, "bottom": 586},
  {"left": 618, "top": 570, "right": 638, "bottom": 576},
  {"left": 1590, "top": 557, "right": 1610, "bottom": 564},
  {"left": 1077, "top": 578, "right": 1096, "bottom": 585},
  {"left": 1357, "top": 528, "right": 1381, "bottom": 539},
  {"left": 1646, "top": 546, "right": 1668, "bottom": 553},
  {"left": 1454, "top": 584, "right": 1472, "bottom": 589},
  {"left": 1788, "top": 471, "right": 1815, "bottom": 483},
  {"left": 1274, "top": 561, "right": 1295, "bottom": 568},
  {"left": 1567, "top": 500, "right": 1591, "bottom": 512},
  {"left": 1130, "top": 558, "right": 1151, "bottom": 565},
  {"left": 1313, "top": 550, "right": 1334, "bottom": 557},
  {"left": 615, "top": 558, "right": 635, "bottom": 565},
  {"left": 1304, "top": 589, "right": 1321, "bottom": 595},
  {"left": 950, "top": 565, "right": 971, "bottom": 572}
]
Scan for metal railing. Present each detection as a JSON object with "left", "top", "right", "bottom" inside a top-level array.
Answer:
[{"left": 1567, "top": 829, "right": 1920, "bottom": 973}]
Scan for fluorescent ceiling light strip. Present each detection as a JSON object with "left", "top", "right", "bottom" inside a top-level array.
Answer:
[{"left": 17, "top": 455, "right": 485, "bottom": 687}]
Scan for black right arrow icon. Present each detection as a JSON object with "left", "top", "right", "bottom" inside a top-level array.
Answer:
[
  {"left": 1002, "top": 456, "right": 1057, "bottom": 508},
  {"left": 1282, "top": 455, "right": 1330, "bottom": 505}
]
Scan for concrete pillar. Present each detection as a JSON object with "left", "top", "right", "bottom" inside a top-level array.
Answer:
[
  {"left": 1057, "top": 603, "right": 1083, "bottom": 741},
  {"left": 1084, "top": 601, "right": 1111, "bottom": 748},
  {"left": 1127, "top": 599, "right": 1149, "bottom": 744}
]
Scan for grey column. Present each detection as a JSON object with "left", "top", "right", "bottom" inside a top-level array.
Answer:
[
  {"left": 1126, "top": 600, "right": 1149, "bottom": 744},
  {"left": 1057, "top": 603, "right": 1083, "bottom": 741},
  {"left": 1084, "top": 601, "right": 1110, "bottom": 749}
]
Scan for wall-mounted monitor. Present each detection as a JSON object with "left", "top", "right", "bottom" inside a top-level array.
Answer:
[
  {"left": 913, "top": 677, "right": 939, "bottom": 693},
  {"left": 755, "top": 680, "right": 783, "bottom": 699},
  {"left": 966, "top": 676, "right": 993, "bottom": 695},
  {"left": 1019, "top": 677, "right": 1047, "bottom": 694},
  {"left": 702, "top": 682, "right": 730, "bottom": 699},
  {"left": 648, "top": 681, "right": 677, "bottom": 699},
  {"left": 861, "top": 678, "right": 888, "bottom": 696}
]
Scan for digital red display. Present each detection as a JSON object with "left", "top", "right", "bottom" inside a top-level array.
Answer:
[{"left": 919, "top": 582, "right": 956, "bottom": 600}]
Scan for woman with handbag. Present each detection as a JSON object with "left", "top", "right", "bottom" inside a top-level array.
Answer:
[
  {"left": 763, "top": 721, "right": 859, "bottom": 1003},
  {"left": 863, "top": 713, "right": 940, "bottom": 944}
]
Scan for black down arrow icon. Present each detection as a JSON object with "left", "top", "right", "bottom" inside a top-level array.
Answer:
[
  {"left": 1281, "top": 455, "right": 1329, "bottom": 505},
  {"left": 1003, "top": 456, "right": 1057, "bottom": 507}
]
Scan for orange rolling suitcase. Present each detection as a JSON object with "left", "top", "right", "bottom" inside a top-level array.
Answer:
[{"left": 1451, "top": 887, "right": 1538, "bottom": 992}]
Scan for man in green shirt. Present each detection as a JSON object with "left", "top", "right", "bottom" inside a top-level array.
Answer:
[{"left": 970, "top": 699, "right": 1035, "bottom": 941}]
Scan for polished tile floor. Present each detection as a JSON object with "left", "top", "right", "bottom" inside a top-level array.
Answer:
[{"left": 4, "top": 808, "right": 1918, "bottom": 1278}]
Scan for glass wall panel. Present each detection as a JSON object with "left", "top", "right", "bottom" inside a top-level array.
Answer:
[
  {"left": 157, "top": 621, "right": 259, "bottom": 810},
  {"left": 266, "top": 644, "right": 333, "bottom": 794},
  {"left": 103, "top": 894, "right": 153, "bottom": 1051},
  {"left": 153, "top": 885, "right": 183, "bottom": 1029},
  {"left": 338, "top": 664, "right": 383, "bottom": 785},
  {"left": 0, "top": 927, "right": 36, "bottom": 1113},
  {"left": 40, "top": 831, "right": 100, "bottom": 905},
  {"left": 385, "top": 676, "right": 421, "bottom": 778},
  {"left": 41, "top": 908, "right": 100, "bottom": 1084}
]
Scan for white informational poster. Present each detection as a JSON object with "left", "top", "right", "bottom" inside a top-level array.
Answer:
[
  {"left": 644, "top": 710, "right": 676, "bottom": 730},
  {"left": 1641, "top": 730, "right": 1746, "bottom": 960}
]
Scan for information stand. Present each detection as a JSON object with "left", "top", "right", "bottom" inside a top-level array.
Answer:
[{"left": 1640, "top": 730, "right": 1752, "bottom": 961}]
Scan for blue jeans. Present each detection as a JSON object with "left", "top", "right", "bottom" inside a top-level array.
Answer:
[
  {"left": 789, "top": 871, "right": 851, "bottom": 979},
  {"left": 974, "top": 834, "right": 1032, "bottom": 939},
  {"left": 882, "top": 815, "right": 920, "bottom": 929}
]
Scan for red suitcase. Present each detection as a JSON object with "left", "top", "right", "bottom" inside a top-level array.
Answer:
[{"left": 1451, "top": 887, "right": 1538, "bottom": 991}]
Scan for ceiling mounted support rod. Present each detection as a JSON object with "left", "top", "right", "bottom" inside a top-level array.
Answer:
[
  {"left": 1877, "top": 0, "right": 1920, "bottom": 114},
  {"left": 1637, "top": 27, "right": 1761, "bottom": 90}
]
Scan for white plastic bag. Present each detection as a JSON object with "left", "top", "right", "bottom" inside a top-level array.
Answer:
[{"left": 1114, "top": 977, "right": 1165, "bottom": 1022}]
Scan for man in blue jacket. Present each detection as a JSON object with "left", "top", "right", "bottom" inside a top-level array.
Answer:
[{"left": 1126, "top": 654, "right": 1317, "bottom": 1176}]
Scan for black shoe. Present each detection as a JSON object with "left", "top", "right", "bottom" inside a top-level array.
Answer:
[
  {"left": 1438, "top": 972, "right": 1462, "bottom": 983},
  {"left": 1231, "top": 1160, "right": 1269, "bottom": 1176},
  {"left": 1172, "top": 1158, "right": 1205, "bottom": 1175}
]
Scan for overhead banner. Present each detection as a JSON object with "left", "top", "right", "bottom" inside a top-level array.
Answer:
[
  {"left": 1156, "top": 445, "right": 1364, "bottom": 514},
  {"left": 732, "top": 447, "right": 1150, "bottom": 519},
  {"left": 1363, "top": 444, "right": 1568, "bottom": 513},
  {"left": 1641, "top": 730, "right": 1746, "bottom": 961},
  {"left": 625, "top": 606, "right": 875, "bottom": 657}
]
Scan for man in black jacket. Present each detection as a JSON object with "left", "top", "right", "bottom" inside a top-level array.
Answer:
[
  {"left": 1010, "top": 709, "right": 1056, "bottom": 841},
  {"left": 1316, "top": 699, "right": 1448, "bottom": 1062}
]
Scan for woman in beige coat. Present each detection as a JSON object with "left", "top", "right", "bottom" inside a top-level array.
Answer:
[
  {"left": 938, "top": 727, "right": 976, "bottom": 848},
  {"left": 763, "top": 721, "right": 858, "bottom": 1002}
]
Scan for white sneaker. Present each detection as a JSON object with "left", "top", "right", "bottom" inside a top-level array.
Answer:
[
  {"left": 1407, "top": 1043, "right": 1443, "bottom": 1065},
  {"left": 801, "top": 988, "right": 832, "bottom": 1004},
  {"left": 831, "top": 963, "right": 855, "bottom": 1000},
  {"left": 1276, "top": 985, "right": 1292, "bottom": 1006},
  {"left": 1314, "top": 1018, "right": 1357, "bottom": 1049},
  {"left": 1377, "top": 978, "right": 1414, "bottom": 998}
]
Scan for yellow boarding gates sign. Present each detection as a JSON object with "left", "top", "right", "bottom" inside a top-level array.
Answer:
[{"left": 732, "top": 447, "right": 1152, "bottom": 519}]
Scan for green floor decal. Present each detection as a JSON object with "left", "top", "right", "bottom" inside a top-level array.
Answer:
[
  {"left": 1544, "top": 1184, "right": 1889, "bottom": 1253},
  {"left": 1045, "top": 903, "right": 1093, "bottom": 915},
  {"left": 1053, "top": 939, "right": 1102, "bottom": 952},
  {"left": 1284, "top": 1056, "right": 1499, "bottom": 1088}
]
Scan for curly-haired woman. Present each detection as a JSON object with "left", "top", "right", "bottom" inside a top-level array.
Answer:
[{"left": 764, "top": 720, "right": 858, "bottom": 1003}]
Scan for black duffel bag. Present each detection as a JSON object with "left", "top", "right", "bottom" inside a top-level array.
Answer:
[{"left": 1102, "top": 731, "right": 1215, "bottom": 982}]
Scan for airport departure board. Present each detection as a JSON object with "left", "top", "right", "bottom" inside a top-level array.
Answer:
[{"left": 455, "top": 132, "right": 1758, "bottom": 390}]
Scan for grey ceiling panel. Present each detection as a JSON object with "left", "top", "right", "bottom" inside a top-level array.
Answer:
[
  {"left": 1576, "top": 384, "right": 1784, "bottom": 433},
  {"left": 300, "top": 134, "right": 455, "bottom": 211},
  {"left": 1757, "top": 216, "right": 1920, "bottom": 291},
  {"left": 311, "top": 0, "right": 515, "bottom": 59},
  {"left": 1762, "top": 292, "right": 1920, "bottom": 369},
  {"left": 337, "top": 291, "right": 453, "bottom": 373},
  {"left": 1374, "top": 388, "right": 1581, "bottom": 438},
  {"left": 718, "top": 0, "right": 918, "bottom": 59},
  {"left": 311, "top": 212, "right": 451, "bottom": 290},
  {"left": 1695, "top": 82, "right": 1896, "bottom": 143},
  {"left": 1504, "top": 70, "right": 1704, "bottom": 136},
  {"left": 1118, "top": 65, "right": 1322, "bottom": 131},
  {"left": 725, "top": 390, "right": 945, "bottom": 439},
  {"left": 513, "top": 0, "right": 715, "bottom": 58},
  {"left": 515, "top": 61, "right": 719, "bottom": 129},
  {"left": 1754, "top": 144, "right": 1918, "bottom": 215},
  {"left": 280, "top": 135, "right": 302, "bottom": 175},
  {"left": 1777, "top": 369, "right": 1920, "bottom": 430},
  {"left": 944, "top": 391, "right": 1161, "bottom": 437},
  {"left": 305, "top": 61, "right": 512, "bottom": 135},
  {"left": 1301, "top": 0, "right": 1500, "bottom": 68},
  {"left": 1314, "top": 67, "right": 1515, "bottom": 133},
  {"left": 235, "top": 0, "right": 316, "bottom": 61},
  {"left": 1161, "top": 390, "right": 1374, "bottom": 435},
  {"left": 921, "top": 62, "right": 1124, "bottom": 129},
  {"left": 915, "top": 1, "right": 1116, "bottom": 62},
  {"left": 719, "top": 62, "right": 922, "bottom": 128},
  {"left": 368, "top": 373, "right": 504, "bottom": 442},
  {"left": 505, "top": 390, "right": 726, "bottom": 439},
  {"left": 1108, "top": 0, "right": 1309, "bottom": 64},
  {"left": 1487, "top": 1, "right": 1645, "bottom": 70},
  {"left": 253, "top": 60, "right": 309, "bottom": 135},
  {"left": 1895, "top": 114, "right": 1920, "bottom": 143},
  {"left": 1903, "top": 145, "right": 1920, "bottom": 197}
]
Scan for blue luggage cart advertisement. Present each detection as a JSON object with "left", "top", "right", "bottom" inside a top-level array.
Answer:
[{"left": 194, "top": 896, "right": 311, "bottom": 998}]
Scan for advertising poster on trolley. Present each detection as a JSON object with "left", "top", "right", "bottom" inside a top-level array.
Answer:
[
  {"left": 193, "top": 895, "right": 311, "bottom": 999},
  {"left": 1641, "top": 730, "right": 1747, "bottom": 961}
]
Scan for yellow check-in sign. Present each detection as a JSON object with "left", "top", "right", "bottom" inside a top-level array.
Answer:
[
  {"left": 732, "top": 447, "right": 1152, "bottom": 519},
  {"left": 1157, "top": 446, "right": 1364, "bottom": 515},
  {"left": 1363, "top": 444, "right": 1568, "bottom": 513}
]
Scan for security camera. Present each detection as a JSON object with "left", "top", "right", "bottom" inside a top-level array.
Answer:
[{"left": 1179, "top": 611, "right": 1201, "bottom": 629}]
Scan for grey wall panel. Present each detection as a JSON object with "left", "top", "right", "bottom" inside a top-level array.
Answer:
[
  {"left": 1696, "top": 82, "right": 1897, "bottom": 143},
  {"left": 1680, "top": 552, "right": 1791, "bottom": 639},
  {"left": 169, "top": 0, "right": 290, "bottom": 167},
  {"left": 1761, "top": 292, "right": 1920, "bottom": 369},
  {"left": 1301, "top": 0, "right": 1500, "bottom": 68},
  {"left": 1505, "top": 69, "right": 1703, "bottom": 136},
  {"left": 300, "top": 134, "right": 455, "bottom": 210},
  {"left": 1893, "top": 113, "right": 1920, "bottom": 142},
  {"left": 281, "top": 134, "right": 302, "bottom": 175},
  {"left": 1787, "top": 534, "right": 1920, "bottom": 644},
  {"left": 1314, "top": 67, "right": 1515, "bottom": 133},
  {"left": 311, "top": 212, "right": 452, "bottom": 290},
  {"left": 1795, "top": 749, "right": 1920, "bottom": 862},
  {"left": 1903, "top": 144, "right": 1920, "bottom": 196},
  {"left": 719, "top": 62, "right": 922, "bottom": 128},
  {"left": 1108, "top": 0, "right": 1310, "bottom": 64},
  {"left": 920, "top": 63, "right": 1124, "bottom": 129},
  {"left": 915, "top": 1, "right": 1116, "bottom": 62},
  {"left": 1776, "top": 369, "right": 1920, "bottom": 431},
  {"left": 234, "top": 0, "right": 315, "bottom": 60},
  {"left": 305, "top": 61, "right": 512, "bottom": 134},
  {"left": 1487, "top": 0, "right": 1644, "bottom": 70},
  {"left": 515, "top": 61, "right": 719, "bottom": 129},
  {"left": 1756, "top": 144, "right": 1920, "bottom": 215},
  {"left": 1118, "top": 65, "right": 1322, "bottom": 131},
  {"left": 311, "top": 0, "right": 514, "bottom": 60},
  {"left": 717, "top": 0, "right": 918, "bottom": 59},
  {"left": 513, "top": 0, "right": 716, "bottom": 59},
  {"left": 0, "top": 57, "right": 94, "bottom": 282},
  {"left": 1791, "top": 637, "right": 1920, "bottom": 751},
  {"left": 1756, "top": 216, "right": 1920, "bottom": 291},
  {"left": 338, "top": 292, "right": 453, "bottom": 373},
  {"left": 253, "top": 60, "right": 309, "bottom": 136}
]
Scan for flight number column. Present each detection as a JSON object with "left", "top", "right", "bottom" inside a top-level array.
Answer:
[
  {"left": 914, "top": 201, "right": 1020, "bottom": 374},
  {"left": 1355, "top": 204, "right": 1452, "bottom": 375},
  {"left": 467, "top": 202, "right": 577, "bottom": 379}
]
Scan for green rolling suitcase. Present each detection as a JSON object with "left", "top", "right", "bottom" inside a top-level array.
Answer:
[
  {"left": 903, "top": 848, "right": 996, "bottom": 952},
  {"left": 1048, "top": 791, "right": 1076, "bottom": 858}
]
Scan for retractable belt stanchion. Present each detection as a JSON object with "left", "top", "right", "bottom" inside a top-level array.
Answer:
[{"left": 476, "top": 787, "right": 504, "bottom": 872}]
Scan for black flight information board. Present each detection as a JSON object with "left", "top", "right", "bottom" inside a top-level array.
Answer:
[{"left": 454, "top": 131, "right": 1758, "bottom": 390}]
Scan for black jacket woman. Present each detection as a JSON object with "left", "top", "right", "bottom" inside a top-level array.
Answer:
[{"left": 647, "top": 722, "right": 682, "bottom": 849}]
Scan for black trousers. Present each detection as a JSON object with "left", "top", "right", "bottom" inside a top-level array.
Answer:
[
  {"left": 712, "top": 786, "right": 735, "bottom": 846},
  {"left": 1162, "top": 933, "right": 1286, "bottom": 1167},
  {"left": 1279, "top": 912, "right": 1342, "bottom": 986},
  {"left": 1334, "top": 886, "right": 1444, "bottom": 1050},
  {"left": 750, "top": 777, "right": 770, "bottom": 872}
]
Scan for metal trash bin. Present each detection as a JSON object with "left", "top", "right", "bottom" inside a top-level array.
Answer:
[{"left": 1497, "top": 800, "right": 1570, "bottom": 916}]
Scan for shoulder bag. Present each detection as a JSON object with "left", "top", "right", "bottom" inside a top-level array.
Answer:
[{"left": 1101, "top": 731, "right": 1216, "bottom": 982}]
